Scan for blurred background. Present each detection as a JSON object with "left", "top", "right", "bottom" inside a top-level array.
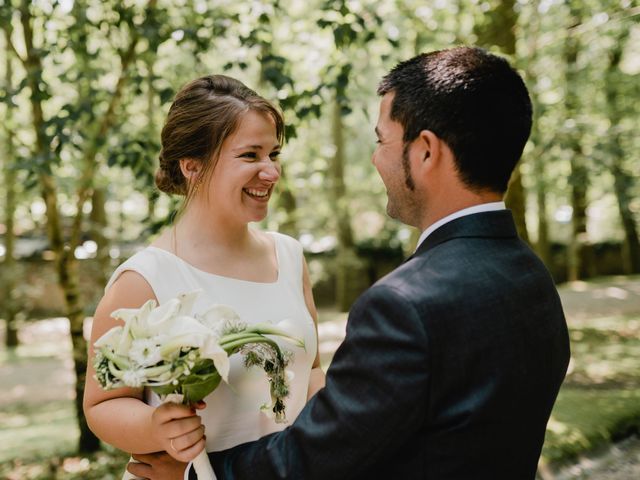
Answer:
[{"left": 0, "top": 0, "right": 639, "bottom": 478}]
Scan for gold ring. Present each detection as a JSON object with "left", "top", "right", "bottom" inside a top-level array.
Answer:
[{"left": 170, "top": 439, "right": 178, "bottom": 452}]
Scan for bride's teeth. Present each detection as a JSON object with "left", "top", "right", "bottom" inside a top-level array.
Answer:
[{"left": 245, "top": 188, "right": 268, "bottom": 197}]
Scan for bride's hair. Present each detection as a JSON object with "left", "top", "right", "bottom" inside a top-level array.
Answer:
[{"left": 155, "top": 75, "right": 285, "bottom": 197}]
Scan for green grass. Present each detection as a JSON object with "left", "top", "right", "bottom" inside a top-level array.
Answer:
[
  {"left": 0, "top": 401, "right": 78, "bottom": 463},
  {"left": 540, "top": 311, "right": 640, "bottom": 467},
  {"left": 542, "top": 388, "right": 640, "bottom": 464}
]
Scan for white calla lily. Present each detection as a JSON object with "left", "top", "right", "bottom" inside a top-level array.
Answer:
[
  {"left": 201, "top": 337, "right": 230, "bottom": 383},
  {"left": 143, "top": 299, "right": 182, "bottom": 337},
  {"left": 198, "top": 304, "right": 242, "bottom": 332},
  {"left": 116, "top": 318, "right": 134, "bottom": 355},
  {"left": 176, "top": 290, "right": 202, "bottom": 317},
  {"left": 94, "top": 326, "right": 123, "bottom": 349}
]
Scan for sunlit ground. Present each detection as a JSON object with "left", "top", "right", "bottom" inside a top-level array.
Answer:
[{"left": 1, "top": 276, "right": 639, "bottom": 479}]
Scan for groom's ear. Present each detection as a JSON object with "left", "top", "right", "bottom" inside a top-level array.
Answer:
[{"left": 413, "top": 130, "right": 442, "bottom": 173}]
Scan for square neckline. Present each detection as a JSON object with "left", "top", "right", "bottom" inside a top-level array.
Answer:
[{"left": 146, "top": 232, "right": 281, "bottom": 285}]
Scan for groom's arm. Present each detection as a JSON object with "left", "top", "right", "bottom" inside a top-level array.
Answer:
[{"left": 206, "top": 284, "right": 430, "bottom": 479}]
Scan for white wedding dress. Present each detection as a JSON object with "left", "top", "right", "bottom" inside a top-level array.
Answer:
[{"left": 104, "top": 231, "right": 317, "bottom": 477}]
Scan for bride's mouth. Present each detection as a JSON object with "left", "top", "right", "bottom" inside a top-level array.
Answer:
[{"left": 243, "top": 187, "right": 271, "bottom": 201}]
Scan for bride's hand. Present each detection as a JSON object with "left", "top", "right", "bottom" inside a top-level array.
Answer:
[{"left": 151, "top": 401, "right": 207, "bottom": 463}]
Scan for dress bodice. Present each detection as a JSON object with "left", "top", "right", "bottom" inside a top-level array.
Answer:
[{"left": 105, "top": 231, "right": 317, "bottom": 452}]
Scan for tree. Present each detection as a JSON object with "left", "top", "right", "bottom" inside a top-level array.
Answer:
[
  {"left": 3, "top": 0, "right": 163, "bottom": 452},
  {"left": 1, "top": 26, "right": 19, "bottom": 347},
  {"left": 521, "top": 0, "right": 552, "bottom": 266},
  {"left": 605, "top": 25, "right": 640, "bottom": 273},
  {"left": 563, "top": 0, "right": 595, "bottom": 281},
  {"left": 474, "top": 0, "right": 530, "bottom": 244}
]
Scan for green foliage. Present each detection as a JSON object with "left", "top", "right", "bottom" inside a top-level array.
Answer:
[{"left": 1, "top": 0, "right": 634, "bottom": 258}]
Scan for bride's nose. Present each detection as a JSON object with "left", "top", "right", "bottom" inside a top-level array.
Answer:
[{"left": 258, "top": 162, "right": 281, "bottom": 183}]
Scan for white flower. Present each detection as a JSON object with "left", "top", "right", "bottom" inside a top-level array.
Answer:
[
  {"left": 176, "top": 290, "right": 202, "bottom": 317},
  {"left": 158, "top": 316, "right": 215, "bottom": 360},
  {"left": 201, "top": 337, "right": 230, "bottom": 383},
  {"left": 111, "top": 294, "right": 197, "bottom": 340},
  {"left": 143, "top": 299, "right": 183, "bottom": 337},
  {"left": 122, "top": 369, "right": 147, "bottom": 388},
  {"left": 94, "top": 326, "right": 123, "bottom": 349},
  {"left": 129, "top": 338, "right": 163, "bottom": 367},
  {"left": 198, "top": 304, "right": 242, "bottom": 334}
]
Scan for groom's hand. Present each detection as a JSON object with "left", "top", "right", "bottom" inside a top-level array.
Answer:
[{"left": 128, "top": 452, "right": 187, "bottom": 480}]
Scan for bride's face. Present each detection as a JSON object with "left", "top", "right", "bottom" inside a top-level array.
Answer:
[{"left": 204, "top": 110, "right": 282, "bottom": 223}]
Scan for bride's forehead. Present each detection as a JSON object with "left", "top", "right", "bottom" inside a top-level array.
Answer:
[
  {"left": 237, "top": 111, "right": 277, "bottom": 134},
  {"left": 224, "top": 112, "right": 279, "bottom": 148}
]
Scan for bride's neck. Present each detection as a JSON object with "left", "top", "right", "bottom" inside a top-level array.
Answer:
[{"left": 173, "top": 204, "right": 252, "bottom": 254}]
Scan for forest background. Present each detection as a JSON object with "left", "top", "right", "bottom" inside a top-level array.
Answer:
[{"left": 1, "top": 0, "right": 639, "bottom": 478}]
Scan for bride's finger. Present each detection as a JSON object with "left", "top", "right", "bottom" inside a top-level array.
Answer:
[
  {"left": 169, "top": 436, "right": 206, "bottom": 463},
  {"left": 154, "top": 402, "right": 197, "bottom": 423},
  {"left": 161, "top": 415, "right": 202, "bottom": 440},
  {"left": 171, "top": 425, "right": 205, "bottom": 452}
]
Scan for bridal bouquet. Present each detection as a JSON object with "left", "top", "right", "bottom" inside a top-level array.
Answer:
[{"left": 92, "top": 290, "right": 304, "bottom": 480}]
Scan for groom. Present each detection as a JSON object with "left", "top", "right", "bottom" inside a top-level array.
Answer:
[
  {"left": 204, "top": 46, "right": 570, "bottom": 479},
  {"left": 150, "top": 46, "right": 570, "bottom": 479}
]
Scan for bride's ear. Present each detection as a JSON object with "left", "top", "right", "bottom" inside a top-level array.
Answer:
[{"left": 179, "top": 158, "right": 203, "bottom": 183}]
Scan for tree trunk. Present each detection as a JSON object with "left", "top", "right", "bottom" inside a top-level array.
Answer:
[
  {"left": 331, "top": 96, "right": 359, "bottom": 312},
  {"left": 522, "top": 0, "right": 551, "bottom": 266},
  {"left": 2, "top": 43, "right": 19, "bottom": 347},
  {"left": 606, "top": 32, "right": 640, "bottom": 274},
  {"left": 564, "top": 4, "right": 593, "bottom": 281},
  {"left": 59, "top": 251, "right": 101, "bottom": 452},
  {"left": 146, "top": 54, "right": 158, "bottom": 223},
  {"left": 474, "top": 0, "right": 530, "bottom": 243},
  {"left": 90, "top": 187, "right": 111, "bottom": 287}
]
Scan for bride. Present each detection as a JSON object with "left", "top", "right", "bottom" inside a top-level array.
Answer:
[{"left": 83, "top": 75, "right": 325, "bottom": 479}]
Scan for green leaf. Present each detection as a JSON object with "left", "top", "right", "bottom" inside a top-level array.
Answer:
[{"left": 181, "top": 371, "right": 222, "bottom": 404}]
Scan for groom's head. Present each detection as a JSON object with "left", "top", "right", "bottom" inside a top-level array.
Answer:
[{"left": 376, "top": 47, "right": 532, "bottom": 198}]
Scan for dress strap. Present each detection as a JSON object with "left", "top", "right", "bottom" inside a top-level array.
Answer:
[
  {"left": 104, "top": 248, "right": 175, "bottom": 303},
  {"left": 270, "top": 232, "right": 304, "bottom": 294}
]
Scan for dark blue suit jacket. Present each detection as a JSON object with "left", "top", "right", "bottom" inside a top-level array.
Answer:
[{"left": 202, "top": 210, "right": 570, "bottom": 479}]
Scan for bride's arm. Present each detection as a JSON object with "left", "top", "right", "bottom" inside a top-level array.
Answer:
[
  {"left": 302, "top": 259, "right": 326, "bottom": 400},
  {"left": 83, "top": 271, "right": 204, "bottom": 461}
]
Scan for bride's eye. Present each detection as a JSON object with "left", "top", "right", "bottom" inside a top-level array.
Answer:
[
  {"left": 269, "top": 151, "right": 281, "bottom": 160},
  {"left": 240, "top": 152, "right": 257, "bottom": 160}
]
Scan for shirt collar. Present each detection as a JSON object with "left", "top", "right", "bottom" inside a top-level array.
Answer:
[{"left": 415, "top": 202, "right": 506, "bottom": 251}]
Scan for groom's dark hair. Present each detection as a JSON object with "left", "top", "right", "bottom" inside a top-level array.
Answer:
[{"left": 377, "top": 46, "right": 532, "bottom": 193}]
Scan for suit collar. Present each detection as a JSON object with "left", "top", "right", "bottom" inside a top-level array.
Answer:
[{"left": 407, "top": 210, "right": 518, "bottom": 261}]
